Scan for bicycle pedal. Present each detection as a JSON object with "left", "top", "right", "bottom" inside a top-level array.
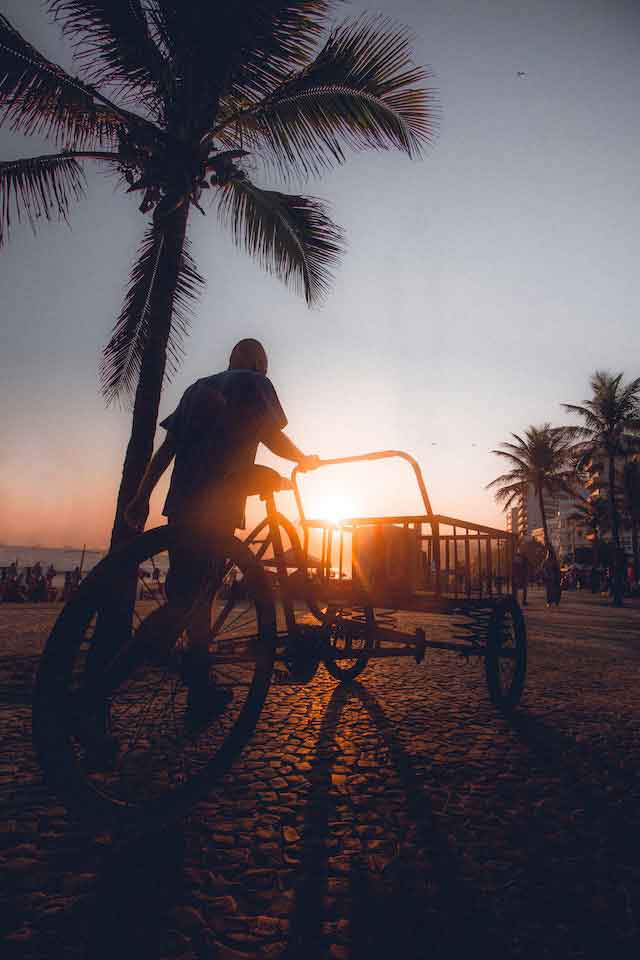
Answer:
[{"left": 272, "top": 668, "right": 309, "bottom": 686}]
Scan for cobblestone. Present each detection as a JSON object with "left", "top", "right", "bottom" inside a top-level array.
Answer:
[{"left": 2, "top": 590, "right": 640, "bottom": 958}]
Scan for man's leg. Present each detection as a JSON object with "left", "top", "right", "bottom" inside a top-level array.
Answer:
[
  {"left": 165, "top": 542, "right": 214, "bottom": 675},
  {"left": 165, "top": 534, "right": 232, "bottom": 725}
]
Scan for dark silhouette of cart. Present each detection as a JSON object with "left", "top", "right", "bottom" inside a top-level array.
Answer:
[{"left": 33, "top": 451, "right": 526, "bottom": 836}]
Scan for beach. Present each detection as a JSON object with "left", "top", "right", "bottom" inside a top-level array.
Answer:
[{"left": 2, "top": 589, "right": 640, "bottom": 958}]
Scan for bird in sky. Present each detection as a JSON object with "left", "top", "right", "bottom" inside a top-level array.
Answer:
[{"left": 517, "top": 71, "right": 528, "bottom": 78}]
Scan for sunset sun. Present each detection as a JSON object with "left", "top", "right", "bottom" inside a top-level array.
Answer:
[{"left": 312, "top": 491, "right": 358, "bottom": 526}]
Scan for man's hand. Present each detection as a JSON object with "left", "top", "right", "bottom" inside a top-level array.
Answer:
[
  {"left": 125, "top": 495, "right": 149, "bottom": 532},
  {"left": 297, "top": 454, "right": 321, "bottom": 473}
]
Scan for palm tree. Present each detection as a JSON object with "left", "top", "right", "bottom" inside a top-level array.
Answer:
[
  {"left": 487, "top": 424, "right": 576, "bottom": 556},
  {"left": 0, "top": 2, "right": 437, "bottom": 550},
  {"left": 563, "top": 371, "right": 640, "bottom": 604},
  {"left": 622, "top": 459, "right": 640, "bottom": 582},
  {"left": 567, "top": 494, "right": 609, "bottom": 569}
]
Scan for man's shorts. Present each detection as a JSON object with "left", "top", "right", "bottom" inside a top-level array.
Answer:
[{"left": 165, "top": 515, "right": 235, "bottom": 612}]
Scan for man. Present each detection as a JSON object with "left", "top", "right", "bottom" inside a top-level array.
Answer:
[
  {"left": 541, "top": 548, "right": 561, "bottom": 607},
  {"left": 126, "top": 338, "right": 319, "bottom": 726},
  {"left": 511, "top": 546, "right": 529, "bottom": 606}
]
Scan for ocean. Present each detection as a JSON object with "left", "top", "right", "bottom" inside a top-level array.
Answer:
[
  {"left": 0, "top": 545, "right": 169, "bottom": 580},
  {"left": 0, "top": 544, "right": 105, "bottom": 573}
]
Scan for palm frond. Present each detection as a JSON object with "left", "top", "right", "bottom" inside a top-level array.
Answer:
[
  {"left": 486, "top": 472, "right": 524, "bottom": 490},
  {"left": 490, "top": 449, "right": 530, "bottom": 472},
  {"left": 216, "top": 175, "right": 344, "bottom": 305},
  {"left": 486, "top": 479, "right": 525, "bottom": 510},
  {"left": 0, "top": 152, "right": 85, "bottom": 245},
  {"left": 48, "top": 1, "right": 167, "bottom": 104},
  {"left": 154, "top": 1, "right": 330, "bottom": 95},
  {"left": 0, "top": 13, "right": 122, "bottom": 147},
  {"left": 146, "top": 1, "right": 332, "bottom": 132},
  {"left": 488, "top": 422, "right": 579, "bottom": 510},
  {"left": 100, "top": 221, "right": 204, "bottom": 404},
  {"left": 216, "top": 15, "right": 437, "bottom": 180},
  {"left": 562, "top": 424, "right": 593, "bottom": 441},
  {"left": 565, "top": 372, "right": 640, "bottom": 455}
]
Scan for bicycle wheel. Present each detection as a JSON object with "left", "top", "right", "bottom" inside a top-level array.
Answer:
[
  {"left": 323, "top": 606, "right": 375, "bottom": 682},
  {"left": 484, "top": 600, "right": 527, "bottom": 711},
  {"left": 32, "top": 525, "right": 276, "bottom": 836}
]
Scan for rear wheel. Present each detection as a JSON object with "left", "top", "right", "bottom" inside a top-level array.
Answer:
[
  {"left": 32, "top": 526, "right": 276, "bottom": 836},
  {"left": 484, "top": 600, "right": 527, "bottom": 711}
]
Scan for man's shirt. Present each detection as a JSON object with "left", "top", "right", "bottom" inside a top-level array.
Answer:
[{"left": 160, "top": 369, "right": 287, "bottom": 524}]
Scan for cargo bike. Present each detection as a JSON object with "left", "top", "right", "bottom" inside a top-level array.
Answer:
[{"left": 33, "top": 451, "right": 526, "bottom": 834}]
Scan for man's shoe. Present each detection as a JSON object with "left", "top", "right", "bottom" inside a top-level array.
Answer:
[
  {"left": 69, "top": 693, "right": 120, "bottom": 770},
  {"left": 185, "top": 685, "right": 233, "bottom": 733},
  {"left": 83, "top": 734, "right": 120, "bottom": 772}
]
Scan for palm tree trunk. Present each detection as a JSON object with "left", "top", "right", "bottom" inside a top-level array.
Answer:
[
  {"left": 608, "top": 454, "right": 623, "bottom": 606},
  {"left": 537, "top": 487, "right": 552, "bottom": 554},
  {"left": 110, "top": 204, "right": 190, "bottom": 549},
  {"left": 90, "top": 205, "right": 190, "bottom": 674}
]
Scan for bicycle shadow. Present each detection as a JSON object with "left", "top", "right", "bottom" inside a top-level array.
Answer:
[
  {"left": 84, "top": 826, "right": 187, "bottom": 960},
  {"left": 506, "top": 708, "right": 639, "bottom": 788},
  {"left": 286, "top": 680, "right": 501, "bottom": 959},
  {"left": 504, "top": 708, "right": 640, "bottom": 932}
]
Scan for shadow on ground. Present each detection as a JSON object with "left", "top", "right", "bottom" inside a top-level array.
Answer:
[
  {"left": 286, "top": 681, "right": 504, "bottom": 959},
  {"left": 85, "top": 828, "right": 188, "bottom": 960}
]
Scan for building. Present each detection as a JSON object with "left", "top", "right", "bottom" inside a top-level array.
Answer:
[
  {"left": 503, "top": 447, "right": 637, "bottom": 559},
  {"left": 513, "top": 484, "right": 591, "bottom": 558},
  {"left": 505, "top": 507, "right": 520, "bottom": 538},
  {"left": 582, "top": 450, "right": 635, "bottom": 556}
]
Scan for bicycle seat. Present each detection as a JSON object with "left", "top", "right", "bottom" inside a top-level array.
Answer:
[{"left": 230, "top": 464, "right": 291, "bottom": 499}]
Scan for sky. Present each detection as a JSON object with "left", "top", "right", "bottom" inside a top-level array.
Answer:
[{"left": 1, "top": 0, "right": 639, "bottom": 547}]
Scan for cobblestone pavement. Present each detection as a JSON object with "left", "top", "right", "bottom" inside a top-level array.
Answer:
[{"left": 2, "top": 588, "right": 640, "bottom": 959}]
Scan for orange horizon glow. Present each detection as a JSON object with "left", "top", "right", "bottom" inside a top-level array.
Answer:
[{"left": 1, "top": 445, "right": 509, "bottom": 548}]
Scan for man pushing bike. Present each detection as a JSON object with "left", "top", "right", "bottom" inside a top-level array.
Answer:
[{"left": 125, "top": 338, "right": 319, "bottom": 728}]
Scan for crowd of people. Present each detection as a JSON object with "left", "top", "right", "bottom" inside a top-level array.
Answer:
[
  {"left": 0, "top": 562, "right": 82, "bottom": 603},
  {"left": 0, "top": 558, "right": 166, "bottom": 604},
  {"left": 511, "top": 543, "right": 637, "bottom": 608}
]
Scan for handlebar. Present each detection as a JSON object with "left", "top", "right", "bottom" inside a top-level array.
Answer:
[{"left": 290, "top": 450, "right": 433, "bottom": 524}]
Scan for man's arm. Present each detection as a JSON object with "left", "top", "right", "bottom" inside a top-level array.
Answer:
[
  {"left": 261, "top": 428, "right": 319, "bottom": 471},
  {"left": 125, "top": 434, "right": 177, "bottom": 529}
]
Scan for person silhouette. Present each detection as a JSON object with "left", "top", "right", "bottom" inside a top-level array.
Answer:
[{"left": 125, "top": 338, "right": 319, "bottom": 728}]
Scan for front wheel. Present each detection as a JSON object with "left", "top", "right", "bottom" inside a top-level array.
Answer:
[
  {"left": 484, "top": 600, "right": 527, "bottom": 711},
  {"left": 32, "top": 525, "right": 277, "bottom": 836}
]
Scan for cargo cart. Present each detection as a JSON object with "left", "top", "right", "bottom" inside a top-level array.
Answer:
[{"left": 33, "top": 451, "right": 526, "bottom": 834}]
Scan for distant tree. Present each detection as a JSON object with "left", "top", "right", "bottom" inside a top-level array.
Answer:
[
  {"left": 563, "top": 371, "right": 640, "bottom": 604},
  {"left": 0, "top": 2, "right": 437, "bottom": 555},
  {"left": 487, "top": 424, "right": 576, "bottom": 557}
]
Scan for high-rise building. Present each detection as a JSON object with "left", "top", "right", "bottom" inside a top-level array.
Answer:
[
  {"left": 510, "top": 484, "right": 590, "bottom": 558},
  {"left": 505, "top": 506, "right": 519, "bottom": 537},
  {"left": 584, "top": 451, "right": 634, "bottom": 554}
]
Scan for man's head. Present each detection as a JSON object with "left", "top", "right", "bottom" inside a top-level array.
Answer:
[{"left": 229, "top": 339, "right": 268, "bottom": 375}]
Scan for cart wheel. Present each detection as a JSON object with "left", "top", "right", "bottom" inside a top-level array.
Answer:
[
  {"left": 323, "top": 607, "right": 375, "bottom": 682},
  {"left": 484, "top": 600, "right": 527, "bottom": 711},
  {"left": 32, "top": 526, "right": 276, "bottom": 837}
]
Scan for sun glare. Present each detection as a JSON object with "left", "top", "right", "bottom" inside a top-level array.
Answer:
[{"left": 313, "top": 492, "right": 358, "bottom": 526}]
